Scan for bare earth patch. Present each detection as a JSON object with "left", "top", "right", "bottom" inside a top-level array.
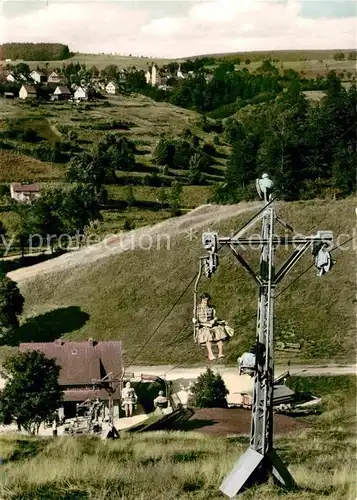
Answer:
[{"left": 173, "top": 407, "right": 307, "bottom": 436}]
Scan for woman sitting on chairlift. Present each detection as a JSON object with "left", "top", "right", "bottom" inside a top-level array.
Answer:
[{"left": 193, "top": 293, "right": 234, "bottom": 361}]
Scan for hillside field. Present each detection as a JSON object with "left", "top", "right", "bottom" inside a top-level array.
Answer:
[
  {"left": 4, "top": 198, "right": 355, "bottom": 366},
  {"left": 0, "top": 94, "right": 227, "bottom": 182},
  {"left": 0, "top": 94, "right": 226, "bottom": 233}
]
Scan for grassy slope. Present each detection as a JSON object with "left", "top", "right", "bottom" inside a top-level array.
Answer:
[
  {"left": 193, "top": 49, "right": 356, "bottom": 61},
  {"left": 2, "top": 53, "right": 172, "bottom": 71},
  {"left": 0, "top": 375, "right": 355, "bottom": 500},
  {"left": 0, "top": 150, "right": 62, "bottom": 182},
  {"left": 13, "top": 198, "right": 356, "bottom": 365},
  {"left": 0, "top": 95, "right": 227, "bottom": 177},
  {"left": 0, "top": 95, "right": 225, "bottom": 233}
]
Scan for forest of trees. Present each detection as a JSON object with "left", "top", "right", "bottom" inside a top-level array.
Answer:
[
  {"left": 0, "top": 43, "right": 72, "bottom": 61},
  {"left": 213, "top": 74, "right": 356, "bottom": 202}
]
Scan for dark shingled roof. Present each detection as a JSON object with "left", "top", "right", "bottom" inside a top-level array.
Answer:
[
  {"left": 54, "top": 85, "right": 71, "bottom": 94},
  {"left": 22, "top": 85, "right": 37, "bottom": 94},
  {"left": 19, "top": 340, "right": 123, "bottom": 386}
]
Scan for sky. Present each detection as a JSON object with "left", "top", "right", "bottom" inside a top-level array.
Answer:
[{"left": 1, "top": 0, "right": 356, "bottom": 58}]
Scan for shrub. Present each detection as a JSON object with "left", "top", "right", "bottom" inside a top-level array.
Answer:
[
  {"left": 189, "top": 368, "right": 229, "bottom": 408},
  {"left": 0, "top": 185, "right": 9, "bottom": 197},
  {"left": 123, "top": 218, "right": 135, "bottom": 231},
  {"left": 0, "top": 141, "right": 13, "bottom": 150},
  {"left": 153, "top": 138, "right": 175, "bottom": 166},
  {"left": 208, "top": 101, "right": 241, "bottom": 119},
  {"left": 172, "top": 139, "right": 192, "bottom": 169},
  {"left": 180, "top": 128, "right": 193, "bottom": 140},
  {"left": 333, "top": 51, "right": 345, "bottom": 61},
  {"left": 142, "top": 173, "right": 162, "bottom": 187},
  {"left": 199, "top": 117, "right": 223, "bottom": 133},
  {"left": 202, "top": 143, "right": 216, "bottom": 156}
]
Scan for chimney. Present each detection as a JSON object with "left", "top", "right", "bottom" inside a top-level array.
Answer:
[
  {"left": 88, "top": 337, "right": 96, "bottom": 346},
  {"left": 54, "top": 339, "right": 64, "bottom": 345}
]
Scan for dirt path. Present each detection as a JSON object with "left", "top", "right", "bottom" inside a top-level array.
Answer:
[{"left": 8, "top": 202, "right": 261, "bottom": 282}]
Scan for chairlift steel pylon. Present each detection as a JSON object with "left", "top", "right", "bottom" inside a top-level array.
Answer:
[
  {"left": 198, "top": 174, "right": 334, "bottom": 498},
  {"left": 92, "top": 371, "right": 124, "bottom": 435}
]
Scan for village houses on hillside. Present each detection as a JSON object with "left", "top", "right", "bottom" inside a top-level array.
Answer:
[{"left": 1, "top": 60, "right": 213, "bottom": 104}]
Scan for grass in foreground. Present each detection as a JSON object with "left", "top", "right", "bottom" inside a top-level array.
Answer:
[{"left": 0, "top": 376, "right": 355, "bottom": 499}]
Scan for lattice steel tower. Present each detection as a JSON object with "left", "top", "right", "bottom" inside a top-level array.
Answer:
[{"left": 200, "top": 174, "right": 333, "bottom": 497}]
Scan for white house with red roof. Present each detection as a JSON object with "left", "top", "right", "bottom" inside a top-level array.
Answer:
[{"left": 10, "top": 183, "right": 41, "bottom": 203}]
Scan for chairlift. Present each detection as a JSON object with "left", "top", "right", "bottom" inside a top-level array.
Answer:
[
  {"left": 237, "top": 351, "right": 256, "bottom": 376},
  {"left": 312, "top": 236, "right": 333, "bottom": 276}
]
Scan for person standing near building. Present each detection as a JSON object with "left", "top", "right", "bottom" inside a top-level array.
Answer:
[
  {"left": 121, "top": 381, "right": 137, "bottom": 418},
  {"left": 153, "top": 390, "right": 168, "bottom": 412}
]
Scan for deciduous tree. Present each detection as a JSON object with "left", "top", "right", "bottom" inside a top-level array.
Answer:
[
  {"left": 0, "top": 273, "right": 24, "bottom": 338},
  {"left": 0, "top": 350, "right": 62, "bottom": 434},
  {"left": 189, "top": 368, "right": 228, "bottom": 408}
]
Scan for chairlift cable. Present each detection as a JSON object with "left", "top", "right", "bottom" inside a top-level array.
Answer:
[
  {"left": 125, "top": 272, "right": 198, "bottom": 369},
  {"left": 124, "top": 199, "right": 273, "bottom": 369}
]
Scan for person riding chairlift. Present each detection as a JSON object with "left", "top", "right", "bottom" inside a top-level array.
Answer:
[
  {"left": 193, "top": 293, "right": 234, "bottom": 361},
  {"left": 237, "top": 345, "right": 256, "bottom": 376},
  {"left": 313, "top": 242, "right": 333, "bottom": 276}
]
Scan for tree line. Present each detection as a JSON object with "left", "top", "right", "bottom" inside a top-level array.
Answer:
[
  {"left": 214, "top": 74, "right": 356, "bottom": 202},
  {"left": 1, "top": 43, "right": 72, "bottom": 61}
]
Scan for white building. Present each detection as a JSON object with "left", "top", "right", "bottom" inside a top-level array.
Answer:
[
  {"left": 5, "top": 73, "right": 16, "bottom": 83},
  {"left": 10, "top": 183, "right": 41, "bottom": 203},
  {"left": 51, "top": 85, "right": 71, "bottom": 101},
  {"left": 29, "top": 70, "right": 46, "bottom": 83},
  {"left": 177, "top": 64, "right": 185, "bottom": 79},
  {"left": 74, "top": 86, "right": 88, "bottom": 101},
  {"left": 19, "top": 84, "right": 37, "bottom": 99},
  {"left": 151, "top": 64, "right": 158, "bottom": 86},
  {"left": 47, "top": 71, "right": 62, "bottom": 84},
  {"left": 105, "top": 81, "right": 117, "bottom": 94},
  {"left": 146, "top": 64, "right": 162, "bottom": 86}
]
